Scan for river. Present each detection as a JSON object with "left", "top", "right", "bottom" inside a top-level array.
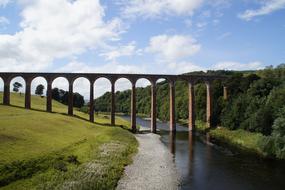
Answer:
[{"left": 121, "top": 116, "right": 285, "bottom": 190}]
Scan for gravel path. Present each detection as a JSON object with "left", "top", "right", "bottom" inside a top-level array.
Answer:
[{"left": 116, "top": 132, "right": 180, "bottom": 190}]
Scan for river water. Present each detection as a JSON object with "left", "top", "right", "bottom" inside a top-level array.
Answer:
[{"left": 121, "top": 116, "right": 285, "bottom": 190}]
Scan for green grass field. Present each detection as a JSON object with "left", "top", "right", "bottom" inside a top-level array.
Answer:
[{"left": 0, "top": 92, "right": 138, "bottom": 190}]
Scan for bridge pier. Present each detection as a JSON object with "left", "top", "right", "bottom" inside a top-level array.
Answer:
[
  {"left": 169, "top": 81, "right": 176, "bottom": 131},
  {"left": 131, "top": 82, "right": 136, "bottom": 132},
  {"left": 223, "top": 86, "right": 228, "bottom": 100},
  {"left": 68, "top": 82, "right": 73, "bottom": 116},
  {"left": 188, "top": 82, "right": 195, "bottom": 131},
  {"left": 151, "top": 83, "right": 157, "bottom": 133},
  {"left": 111, "top": 81, "right": 115, "bottom": 125},
  {"left": 206, "top": 82, "right": 213, "bottom": 128},
  {"left": 46, "top": 82, "right": 52, "bottom": 112},
  {"left": 25, "top": 80, "right": 31, "bottom": 109},
  {"left": 89, "top": 82, "right": 94, "bottom": 122},
  {"left": 3, "top": 80, "right": 10, "bottom": 105}
]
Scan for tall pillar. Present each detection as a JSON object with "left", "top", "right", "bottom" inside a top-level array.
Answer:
[
  {"left": 131, "top": 82, "right": 136, "bottom": 132},
  {"left": 169, "top": 81, "right": 176, "bottom": 131},
  {"left": 151, "top": 83, "right": 157, "bottom": 133},
  {"left": 68, "top": 82, "right": 73, "bottom": 116},
  {"left": 111, "top": 81, "right": 115, "bottom": 125},
  {"left": 3, "top": 80, "right": 10, "bottom": 105},
  {"left": 206, "top": 81, "right": 213, "bottom": 128},
  {"left": 189, "top": 82, "right": 195, "bottom": 131},
  {"left": 89, "top": 82, "right": 94, "bottom": 122},
  {"left": 223, "top": 86, "right": 228, "bottom": 100},
  {"left": 25, "top": 80, "right": 31, "bottom": 109},
  {"left": 46, "top": 82, "right": 52, "bottom": 112}
]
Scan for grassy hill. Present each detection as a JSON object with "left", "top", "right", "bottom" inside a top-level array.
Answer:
[{"left": 0, "top": 92, "right": 138, "bottom": 190}]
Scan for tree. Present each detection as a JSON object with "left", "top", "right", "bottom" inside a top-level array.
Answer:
[
  {"left": 52, "top": 88, "right": 60, "bottom": 101},
  {"left": 13, "top": 82, "right": 22, "bottom": 94},
  {"left": 35, "top": 84, "right": 45, "bottom": 96}
]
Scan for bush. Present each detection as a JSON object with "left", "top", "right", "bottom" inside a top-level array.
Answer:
[{"left": 54, "top": 161, "right": 67, "bottom": 172}]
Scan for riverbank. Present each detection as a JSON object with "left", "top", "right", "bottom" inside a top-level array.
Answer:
[
  {"left": 194, "top": 121, "right": 267, "bottom": 158},
  {"left": 117, "top": 131, "right": 180, "bottom": 190}
]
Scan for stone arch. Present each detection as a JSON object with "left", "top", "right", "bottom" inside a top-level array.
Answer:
[
  {"left": 73, "top": 77, "right": 90, "bottom": 118},
  {"left": 114, "top": 77, "right": 132, "bottom": 115},
  {"left": 155, "top": 77, "right": 175, "bottom": 131},
  {"left": 31, "top": 76, "right": 48, "bottom": 111},
  {"left": 135, "top": 77, "right": 152, "bottom": 86},
  {"left": 51, "top": 77, "right": 69, "bottom": 114},
  {"left": 114, "top": 77, "right": 133, "bottom": 85},
  {"left": 135, "top": 78, "right": 152, "bottom": 118},
  {"left": 115, "top": 77, "right": 132, "bottom": 92},
  {"left": 9, "top": 76, "right": 26, "bottom": 107},
  {"left": 93, "top": 77, "right": 112, "bottom": 122}
]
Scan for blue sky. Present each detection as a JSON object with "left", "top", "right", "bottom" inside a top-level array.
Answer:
[{"left": 0, "top": 0, "right": 285, "bottom": 97}]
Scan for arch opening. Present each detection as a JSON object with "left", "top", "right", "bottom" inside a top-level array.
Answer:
[
  {"left": 115, "top": 78, "right": 132, "bottom": 116},
  {"left": 51, "top": 77, "right": 69, "bottom": 114},
  {"left": 31, "top": 77, "right": 47, "bottom": 111},
  {"left": 94, "top": 78, "right": 112, "bottom": 124},
  {"left": 73, "top": 77, "right": 90, "bottom": 119},
  {"left": 155, "top": 78, "right": 170, "bottom": 124},
  {"left": 10, "top": 76, "right": 26, "bottom": 108},
  {"left": 135, "top": 78, "right": 151, "bottom": 119}
]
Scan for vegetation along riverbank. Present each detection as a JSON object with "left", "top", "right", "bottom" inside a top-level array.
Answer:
[
  {"left": 0, "top": 93, "right": 138, "bottom": 190},
  {"left": 94, "top": 64, "right": 285, "bottom": 159}
]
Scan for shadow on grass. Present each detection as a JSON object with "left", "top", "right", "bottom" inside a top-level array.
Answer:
[{"left": 2, "top": 104, "right": 135, "bottom": 133}]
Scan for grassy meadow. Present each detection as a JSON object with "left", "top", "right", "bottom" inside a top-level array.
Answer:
[{"left": 0, "top": 92, "right": 138, "bottom": 189}]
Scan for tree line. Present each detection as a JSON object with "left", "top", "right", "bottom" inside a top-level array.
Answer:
[
  {"left": 94, "top": 64, "right": 285, "bottom": 158},
  {"left": 11, "top": 83, "right": 85, "bottom": 108}
]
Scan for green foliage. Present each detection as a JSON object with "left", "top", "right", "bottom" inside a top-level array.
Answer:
[
  {"left": 12, "top": 82, "right": 22, "bottom": 93},
  {"left": 51, "top": 88, "right": 85, "bottom": 108},
  {"left": 258, "top": 107, "right": 285, "bottom": 159},
  {"left": 35, "top": 84, "right": 45, "bottom": 96}
]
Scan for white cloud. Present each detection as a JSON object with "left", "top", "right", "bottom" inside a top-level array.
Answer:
[
  {"left": 0, "top": 0, "right": 122, "bottom": 72},
  {"left": 239, "top": 0, "right": 285, "bottom": 21},
  {"left": 213, "top": 61, "right": 264, "bottom": 70},
  {"left": 146, "top": 34, "right": 201, "bottom": 61},
  {"left": 0, "top": 0, "right": 10, "bottom": 7},
  {"left": 120, "top": 0, "right": 204, "bottom": 19},
  {"left": 167, "top": 61, "right": 205, "bottom": 74},
  {"left": 100, "top": 41, "right": 137, "bottom": 61}
]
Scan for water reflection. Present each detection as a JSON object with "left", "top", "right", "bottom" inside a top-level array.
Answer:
[
  {"left": 188, "top": 131, "right": 195, "bottom": 180},
  {"left": 169, "top": 131, "right": 176, "bottom": 155},
  {"left": 121, "top": 116, "right": 285, "bottom": 190}
]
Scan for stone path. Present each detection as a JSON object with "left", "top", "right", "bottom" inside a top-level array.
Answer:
[{"left": 116, "top": 132, "right": 180, "bottom": 190}]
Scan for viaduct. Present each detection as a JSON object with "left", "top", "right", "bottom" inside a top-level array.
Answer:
[{"left": 0, "top": 72, "right": 228, "bottom": 133}]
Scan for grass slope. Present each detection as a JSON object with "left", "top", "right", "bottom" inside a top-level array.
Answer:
[
  {"left": 193, "top": 121, "right": 265, "bottom": 156},
  {"left": 0, "top": 92, "right": 138, "bottom": 189}
]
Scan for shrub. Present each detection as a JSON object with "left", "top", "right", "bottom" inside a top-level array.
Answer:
[{"left": 54, "top": 161, "right": 67, "bottom": 172}]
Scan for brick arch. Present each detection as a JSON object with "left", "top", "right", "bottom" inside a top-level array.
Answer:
[
  {"left": 51, "top": 76, "right": 70, "bottom": 86},
  {"left": 9, "top": 76, "right": 26, "bottom": 108},
  {"left": 0, "top": 72, "right": 229, "bottom": 132},
  {"left": 114, "top": 77, "right": 133, "bottom": 86},
  {"left": 30, "top": 76, "right": 48, "bottom": 110},
  {"left": 135, "top": 77, "right": 152, "bottom": 87},
  {"left": 94, "top": 76, "right": 112, "bottom": 85}
]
